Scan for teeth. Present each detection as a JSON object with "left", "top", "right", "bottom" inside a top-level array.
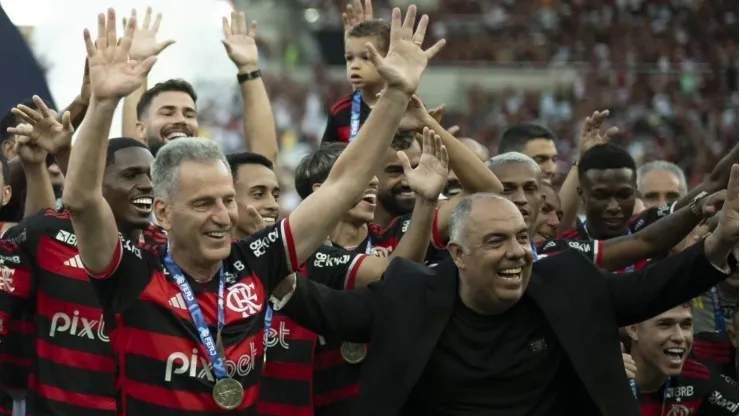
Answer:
[
  {"left": 132, "top": 198, "right": 152, "bottom": 205},
  {"left": 263, "top": 217, "right": 276, "bottom": 223},
  {"left": 664, "top": 348, "right": 685, "bottom": 355},
  {"left": 363, "top": 193, "right": 376, "bottom": 203},
  {"left": 205, "top": 232, "right": 227, "bottom": 238},
  {"left": 399, "top": 191, "right": 414, "bottom": 198},
  {"left": 166, "top": 132, "right": 188, "bottom": 140},
  {"left": 499, "top": 268, "right": 522, "bottom": 275}
]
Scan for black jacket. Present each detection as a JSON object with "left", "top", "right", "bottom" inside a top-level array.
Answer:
[{"left": 281, "top": 242, "right": 731, "bottom": 415}]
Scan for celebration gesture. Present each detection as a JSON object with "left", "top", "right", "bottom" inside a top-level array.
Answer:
[
  {"left": 577, "top": 110, "right": 618, "bottom": 156},
  {"left": 241, "top": 206, "right": 268, "bottom": 235},
  {"left": 7, "top": 95, "right": 74, "bottom": 155},
  {"left": 714, "top": 164, "right": 739, "bottom": 245},
  {"left": 366, "top": 6, "right": 445, "bottom": 95},
  {"left": 343, "top": 0, "right": 373, "bottom": 32},
  {"left": 222, "top": 11, "right": 260, "bottom": 72},
  {"left": 84, "top": 9, "right": 157, "bottom": 102},
  {"left": 123, "top": 7, "right": 175, "bottom": 63},
  {"left": 403, "top": 127, "right": 449, "bottom": 201}
]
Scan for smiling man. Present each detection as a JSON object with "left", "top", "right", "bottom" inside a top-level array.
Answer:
[
  {"left": 227, "top": 152, "right": 280, "bottom": 233},
  {"left": 626, "top": 304, "right": 739, "bottom": 415}
]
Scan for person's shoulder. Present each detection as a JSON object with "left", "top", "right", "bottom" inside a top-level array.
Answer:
[
  {"left": 329, "top": 92, "right": 355, "bottom": 115},
  {"left": 533, "top": 245, "right": 597, "bottom": 273},
  {"left": 679, "top": 357, "right": 712, "bottom": 380}
]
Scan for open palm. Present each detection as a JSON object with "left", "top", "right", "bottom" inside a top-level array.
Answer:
[
  {"left": 8, "top": 95, "right": 74, "bottom": 154},
  {"left": 222, "top": 11, "right": 260, "bottom": 72},
  {"left": 403, "top": 127, "right": 449, "bottom": 201},
  {"left": 717, "top": 165, "right": 739, "bottom": 243},
  {"left": 366, "top": 6, "right": 445, "bottom": 95},
  {"left": 84, "top": 9, "right": 157, "bottom": 101},
  {"left": 123, "top": 7, "right": 175, "bottom": 62}
]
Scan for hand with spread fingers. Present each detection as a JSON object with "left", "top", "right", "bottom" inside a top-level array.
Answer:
[
  {"left": 222, "top": 11, "right": 260, "bottom": 73},
  {"left": 343, "top": 0, "right": 374, "bottom": 32},
  {"left": 577, "top": 110, "right": 619, "bottom": 157},
  {"left": 7, "top": 95, "right": 74, "bottom": 156},
  {"left": 123, "top": 7, "right": 175, "bottom": 64},
  {"left": 403, "top": 127, "right": 449, "bottom": 201},
  {"left": 704, "top": 164, "right": 739, "bottom": 266},
  {"left": 365, "top": 6, "right": 445, "bottom": 95},
  {"left": 84, "top": 9, "right": 158, "bottom": 102}
]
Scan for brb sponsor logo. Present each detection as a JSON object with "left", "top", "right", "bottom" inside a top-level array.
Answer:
[
  {"left": 50, "top": 310, "right": 109, "bottom": 342},
  {"left": 165, "top": 342, "right": 258, "bottom": 382},
  {"left": 226, "top": 281, "right": 263, "bottom": 318}
]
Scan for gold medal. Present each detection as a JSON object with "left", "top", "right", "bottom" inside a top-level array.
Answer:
[
  {"left": 340, "top": 342, "right": 367, "bottom": 364},
  {"left": 212, "top": 378, "right": 244, "bottom": 410}
]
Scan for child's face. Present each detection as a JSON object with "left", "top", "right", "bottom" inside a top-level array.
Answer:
[{"left": 345, "top": 36, "right": 383, "bottom": 90}]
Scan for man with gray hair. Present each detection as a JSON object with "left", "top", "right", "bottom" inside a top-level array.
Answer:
[
  {"left": 272, "top": 176, "right": 739, "bottom": 414},
  {"left": 637, "top": 160, "right": 688, "bottom": 209},
  {"left": 485, "top": 152, "right": 544, "bottom": 231},
  {"left": 62, "top": 6, "right": 444, "bottom": 413}
]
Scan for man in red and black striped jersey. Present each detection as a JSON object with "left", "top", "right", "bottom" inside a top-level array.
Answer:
[
  {"left": 693, "top": 307, "right": 738, "bottom": 385},
  {"left": 533, "top": 144, "right": 727, "bottom": 271},
  {"left": 0, "top": 137, "right": 163, "bottom": 416},
  {"left": 626, "top": 304, "right": 739, "bottom": 415},
  {"left": 63, "top": 7, "right": 444, "bottom": 415},
  {"left": 295, "top": 128, "right": 450, "bottom": 415}
]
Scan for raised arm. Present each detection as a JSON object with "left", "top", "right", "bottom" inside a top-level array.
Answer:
[
  {"left": 607, "top": 165, "right": 738, "bottom": 326},
  {"left": 62, "top": 10, "right": 157, "bottom": 273},
  {"left": 287, "top": 6, "right": 445, "bottom": 265},
  {"left": 673, "top": 143, "right": 738, "bottom": 210},
  {"left": 222, "top": 12, "right": 278, "bottom": 164}
]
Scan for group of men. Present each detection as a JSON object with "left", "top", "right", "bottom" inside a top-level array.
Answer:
[{"left": 0, "top": 2, "right": 737, "bottom": 415}]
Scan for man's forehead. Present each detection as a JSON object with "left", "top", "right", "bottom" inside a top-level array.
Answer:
[
  {"left": 584, "top": 168, "right": 635, "bottom": 184},
  {"left": 522, "top": 138, "right": 557, "bottom": 155},
  {"left": 490, "top": 162, "right": 538, "bottom": 183},
  {"left": 150, "top": 91, "right": 196, "bottom": 109},
  {"left": 235, "top": 163, "right": 279, "bottom": 188},
  {"left": 110, "top": 147, "right": 153, "bottom": 167},
  {"left": 642, "top": 169, "right": 680, "bottom": 185},
  {"left": 467, "top": 200, "right": 525, "bottom": 229}
]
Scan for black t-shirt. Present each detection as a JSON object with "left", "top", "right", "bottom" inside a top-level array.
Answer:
[
  {"left": 404, "top": 295, "right": 579, "bottom": 415},
  {"left": 321, "top": 92, "right": 371, "bottom": 144}
]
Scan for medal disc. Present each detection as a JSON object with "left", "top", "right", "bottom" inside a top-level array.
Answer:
[
  {"left": 340, "top": 342, "right": 367, "bottom": 364},
  {"left": 212, "top": 378, "right": 244, "bottom": 410}
]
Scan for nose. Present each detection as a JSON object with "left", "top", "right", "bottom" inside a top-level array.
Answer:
[
  {"left": 511, "top": 188, "right": 528, "bottom": 207},
  {"left": 263, "top": 193, "right": 280, "bottom": 213},
  {"left": 369, "top": 176, "right": 379, "bottom": 187},
  {"left": 605, "top": 198, "right": 621, "bottom": 213},
  {"left": 547, "top": 212, "right": 560, "bottom": 228},
  {"left": 211, "top": 200, "right": 232, "bottom": 228},
  {"left": 656, "top": 194, "right": 668, "bottom": 207},
  {"left": 137, "top": 175, "right": 153, "bottom": 192},
  {"left": 505, "top": 238, "right": 527, "bottom": 260},
  {"left": 540, "top": 160, "right": 557, "bottom": 180}
]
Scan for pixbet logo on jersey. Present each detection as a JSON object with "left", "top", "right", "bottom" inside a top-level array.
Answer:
[
  {"left": 49, "top": 310, "right": 109, "bottom": 342},
  {"left": 164, "top": 342, "right": 258, "bottom": 382}
]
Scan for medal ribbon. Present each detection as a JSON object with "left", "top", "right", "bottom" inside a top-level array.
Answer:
[
  {"left": 531, "top": 241, "right": 538, "bottom": 262},
  {"left": 349, "top": 89, "right": 362, "bottom": 142},
  {"left": 362, "top": 234, "right": 373, "bottom": 255},
  {"left": 263, "top": 306, "right": 273, "bottom": 366},
  {"left": 583, "top": 221, "right": 634, "bottom": 272},
  {"left": 164, "top": 244, "right": 228, "bottom": 380},
  {"left": 709, "top": 287, "right": 727, "bottom": 331}
]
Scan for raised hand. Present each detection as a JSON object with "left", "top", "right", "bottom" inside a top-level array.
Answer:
[
  {"left": 222, "top": 11, "right": 259, "bottom": 73},
  {"left": 366, "top": 6, "right": 445, "bottom": 95},
  {"left": 715, "top": 164, "right": 739, "bottom": 245},
  {"left": 123, "top": 7, "right": 175, "bottom": 63},
  {"left": 13, "top": 132, "right": 49, "bottom": 165},
  {"left": 577, "top": 110, "right": 618, "bottom": 157},
  {"left": 242, "top": 205, "right": 267, "bottom": 235},
  {"left": 84, "top": 9, "right": 157, "bottom": 102},
  {"left": 403, "top": 127, "right": 449, "bottom": 201},
  {"left": 7, "top": 95, "right": 74, "bottom": 155},
  {"left": 343, "top": 0, "right": 374, "bottom": 32}
]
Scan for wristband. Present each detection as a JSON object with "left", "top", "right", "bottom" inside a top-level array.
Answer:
[{"left": 237, "top": 69, "right": 262, "bottom": 84}]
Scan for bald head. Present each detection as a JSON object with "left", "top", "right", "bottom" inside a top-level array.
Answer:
[
  {"left": 449, "top": 193, "right": 523, "bottom": 250},
  {"left": 459, "top": 138, "right": 489, "bottom": 162}
]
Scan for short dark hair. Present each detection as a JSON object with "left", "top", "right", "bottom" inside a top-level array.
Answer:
[
  {"left": 136, "top": 79, "right": 198, "bottom": 120},
  {"left": 294, "top": 142, "right": 346, "bottom": 200},
  {"left": 540, "top": 180, "right": 557, "bottom": 193},
  {"left": 0, "top": 152, "right": 8, "bottom": 184},
  {"left": 347, "top": 20, "right": 391, "bottom": 54},
  {"left": 226, "top": 152, "right": 273, "bottom": 179},
  {"left": 0, "top": 98, "right": 51, "bottom": 143},
  {"left": 391, "top": 130, "right": 415, "bottom": 151},
  {"left": 578, "top": 143, "right": 636, "bottom": 181},
  {"left": 498, "top": 123, "right": 556, "bottom": 154},
  {"left": 106, "top": 137, "right": 150, "bottom": 167}
]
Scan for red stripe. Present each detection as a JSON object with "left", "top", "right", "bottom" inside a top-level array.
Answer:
[
  {"left": 0, "top": 353, "right": 30, "bottom": 366},
  {"left": 257, "top": 400, "right": 314, "bottom": 416},
  {"left": 337, "top": 126, "right": 351, "bottom": 143},
  {"left": 595, "top": 240, "right": 604, "bottom": 266},
  {"left": 314, "top": 349, "right": 344, "bottom": 370},
  {"left": 681, "top": 370, "right": 709, "bottom": 379},
  {"left": 7, "top": 318, "right": 33, "bottom": 333},
  {"left": 36, "top": 289, "right": 103, "bottom": 321},
  {"left": 693, "top": 339, "right": 730, "bottom": 348},
  {"left": 431, "top": 207, "right": 445, "bottom": 248},
  {"left": 344, "top": 254, "right": 367, "bottom": 290},
  {"left": 330, "top": 96, "right": 352, "bottom": 114},
  {"left": 282, "top": 218, "right": 299, "bottom": 272},
  {"left": 693, "top": 351, "right": 730, "bottom": 362},
  {"left": 556, "top": 227, "right": 579, "bottom": 239},
  {"left": 262, "top": 362, "right": 312, "bottom": 381},
  {"left": 35, "top": 338, "right": 114, "bottom": 372},
  {"left": 682, "top": 359, "right": 709, "bottom": 373},
  {"left": 314, "top": 383, "right": 359, "bottom": 407},
  {"left": 86, "top": 239, "right": 122, "bottom": 279},
  {"left": 123, "top": 376, "right": 259, "bottom": 411},
  {"left": 30, "top": 374, "right": 116, "bottom": 410},
  {"left": 693, "top": 341, "right": 731, "bottom": 351},
  {"left": 117, "top": 314, "right": 128, "bottom": 415}
]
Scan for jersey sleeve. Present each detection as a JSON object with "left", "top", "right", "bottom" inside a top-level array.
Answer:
[
  {"left": 699, "top": 373, "right": 740, "bottom": 415},
  {"left": 321, "top": 112, "right": 340, "bottom": 144},
  {"left": 84, "top": 233, "right": 157, "bottom": 313},
  {"left": 536, "top": 238, "right": 602, "bottom": 263},
  {"left": 236, "top": 218, "right": 299, "bottom": 294},
  {"left": 628, "top": 202, "right": 674, "bottom": 233},
  {"left": 303, "top": 245, "right": 368, "bottom": 290}
]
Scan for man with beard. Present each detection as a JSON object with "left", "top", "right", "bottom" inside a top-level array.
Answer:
[
  {"left": 625, "top": 304, "right": 739, "bottom": 415},
  {"left": 497, "top": 123, "right": 559, "bottom": 182},
  {"left": 532, "top": 181, "right": 562, "bottom": 244},
  {"left": 272, "top": 179, "right": 739, "bottom": 414},
  {"left": 538, "top": 143, "right": 733, "bottom": 271},
  {"left": 486, "top": 152, "right": 725, "bottom": 272},
  {"left": 637, "top": 161, "right": 687, "bottom": 209},
  {"left": 134, "top": 79, "right": 199, "bottom": 156}
]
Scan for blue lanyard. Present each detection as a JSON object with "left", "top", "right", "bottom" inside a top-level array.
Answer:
[
  {"left": 349, "top": 90, "right": 362, "bottom": 142},
  {"left": 531, "top": 241, "right": 538, "bottom": 262},
  {"left": 709, "top": 287, "right": 727, "bottom": 331},
  {"left": 583, "top": 220, "right": 634, "bottom": 272},
  {"left": 363, "top": 234, "right": 373, "bottom": 255},
  {"left": 629, "top": 378, "right": 637, "bottom": 398},
  {"left": 163, "top": 245, "right": 228, "bottom": 380},
  {"left": 263, "top": 306, "right": 273, "bottom": 365}
]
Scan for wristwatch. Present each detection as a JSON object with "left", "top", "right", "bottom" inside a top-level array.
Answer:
[
  {"left": 237, "top": 69, "right": 262, "bottom": 84},
  {"left": 688, "top": 191, "right": 709, "bottom": 217}
]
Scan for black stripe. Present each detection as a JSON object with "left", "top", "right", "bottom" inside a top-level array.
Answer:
[
  {"left": 257, "top": 377, "right": 311, "bottom": 406},
  {"left": 35, "top": 356, "right": 115, "bottom": 397},
  {"left": 29, "top": 394, "right": 115, "bottom": 416},
  {"left": 124, "top": 395, "right": 257, "bottom": 416},
  {"left": 263, "top": 338, "right": 313, "bottom": 364}
]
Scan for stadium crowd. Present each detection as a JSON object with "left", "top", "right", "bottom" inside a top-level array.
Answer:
[{"left": 0, "top": 1, "right": 737, "bottom": 415}]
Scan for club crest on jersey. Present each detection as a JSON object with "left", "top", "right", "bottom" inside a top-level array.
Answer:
[
  {"left": 665, "top": 404, "right": 691, "bottom": 416},
  {"left": 226, "top": 280, "right": 263, "bottom": 318},
  {"left": 0, "top": 261, "right": 15, "bottom": 293}
]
